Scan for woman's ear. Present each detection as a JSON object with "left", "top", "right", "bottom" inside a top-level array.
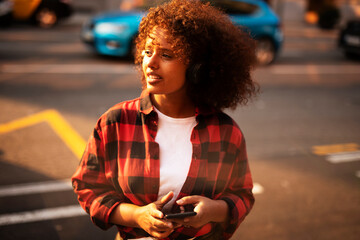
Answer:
[{"left": 186, "top": 63, "right": 209, "bottom": 84}]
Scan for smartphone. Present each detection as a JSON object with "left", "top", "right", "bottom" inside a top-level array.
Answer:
[{"left": 164, "top": 211, "right": 197, "bottom": 219}]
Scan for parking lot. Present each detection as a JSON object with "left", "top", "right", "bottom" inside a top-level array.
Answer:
[{"left": 0, "top": 4, "right": 360, "bottom": 240}]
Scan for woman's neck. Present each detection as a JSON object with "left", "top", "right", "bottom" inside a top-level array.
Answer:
[{"left": 151, "top": 93, "right": 195, "bottom": 118}]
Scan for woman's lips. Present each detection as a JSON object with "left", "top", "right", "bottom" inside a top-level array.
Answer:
[{"left": 146, "top": 73, "right": 162, "bottom": 84}]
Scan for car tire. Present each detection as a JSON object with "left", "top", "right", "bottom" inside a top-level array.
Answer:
[
  {"left": 0, "top": 12, "right": 12, "bottom": 27},
  {"left": 256, "top": 37, "right": 276, "bottom": 65},
  {"left": 35, "top": 7, "right": 58, "bottom": 28},
  {"left": 344, "top": 51, "right": 360, "bottom": 60}
]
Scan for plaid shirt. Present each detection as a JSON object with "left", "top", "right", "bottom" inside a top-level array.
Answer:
[{"left": 72, "top": 91, "right": 254, "bottom": 240}]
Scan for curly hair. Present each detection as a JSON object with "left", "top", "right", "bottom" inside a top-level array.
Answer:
[{"left": 135, "top": 0, "right": 259, "bottom": 110}]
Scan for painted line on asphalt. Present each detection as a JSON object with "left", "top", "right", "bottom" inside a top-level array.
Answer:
[
  {"left": 0, "top": 179, "right": 264, "bottom": 226},
  {"left": 0, "top": 205, "right": 86, "bottom": 226},
  {"left": 326, "top": 151, "right": 360, "bottom": 164},
  {"left": 312, "top": 143, "right": 360, "bottom": 178},
  {"left": 253, "top": 183, "right": 264, "bottom": 195},
  {"left": 2, "top": 64, "right": 360, "bottom": 75},
  {"left": 268, "top": 64, "right": 360, "bottom": 75},
  {"left": 0, "top": 64, "right": 137, "bottom": 74},
  {"left": 313, "top": 143, "right": 360, "bottom": 164},
  {"left": 312, "top": 143, "right": 359, "bottom": 156},
  {"left": 0, "top": 179, "right": 264, "bottom": 197},
  {"left": 0, "top": 179, "right": 72, "bottom": 198},
  {"left": 0, "top": 109, "right": 86, "bottom": 159}
]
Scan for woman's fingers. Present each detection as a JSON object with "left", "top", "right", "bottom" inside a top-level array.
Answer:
[
  {"left": 159, "top": 191, "right": 174, "bottom": 206},
  {"left": 136, "top": 202, "right": 175, "bottom": 238},
  {"left": 148, "top": 217, "right": 174, "bottom": 238},
  {"left": 150, "top": 206, "right": 164, "bottom": 219},
  {"left": 176, "top": 195, "right": 200, "bottom": 206},
  {"left": 152, "top": 219, "right": 172, "bottom": 231}
]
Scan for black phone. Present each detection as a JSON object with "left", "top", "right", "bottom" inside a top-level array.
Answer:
[{"left": 164, "top": 211, "right": 197, "bottom": 219}]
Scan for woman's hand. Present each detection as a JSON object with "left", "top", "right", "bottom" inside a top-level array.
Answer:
[
  {"left": 134, "top": 191, "right": 176, "bottom": 239},
  {"left": 174, "top": 196, "right": 229, "bottom": 229}
]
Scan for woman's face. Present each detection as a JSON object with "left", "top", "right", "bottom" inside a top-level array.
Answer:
[{"left": 142, "top": 27, "right": 188, "bottom": 98}]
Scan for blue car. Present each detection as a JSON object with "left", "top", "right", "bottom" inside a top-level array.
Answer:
[{"left": 81, "top": 0, "right": 283, "bottom": 65}]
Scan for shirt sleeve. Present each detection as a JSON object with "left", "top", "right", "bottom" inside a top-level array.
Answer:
[
  {"left": 219, "top": 136, "right": 255, "bottom": 239},
  {"left": 71, "top": 121, "right": 125, "bottom": 230}
]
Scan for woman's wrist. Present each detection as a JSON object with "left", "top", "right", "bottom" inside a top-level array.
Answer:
[
  {"left": 210, "top": 200, "right": 229, "bottom": 223},
  {"left": 110, "top": 203, "right": 141, "bottom": 228},
  {"left": 133, "top": 204, "right": 146, "bottom": 228}
]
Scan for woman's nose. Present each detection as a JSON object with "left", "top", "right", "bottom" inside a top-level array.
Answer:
[{"left": 147, "top": 53, "right": 159, "bottom": 69}]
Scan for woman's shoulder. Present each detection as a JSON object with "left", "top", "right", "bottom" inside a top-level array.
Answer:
[
  {"left": 201, "top": 111, "right": 245, "bottom": 146},
  {"left": 201, "top": 110, "right": 243, "bottom": 134},
  {"left": 96, "top": 97, "right": 142, "bottom": 128},
  {"left": 204, "top": 111, "right": 240, "bottom": 129},
  {"left": 109, "top": 97, "right": 141, "bottom": 112}
]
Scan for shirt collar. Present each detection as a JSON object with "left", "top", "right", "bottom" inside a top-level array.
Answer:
[{"left": 139, "top": 90, "right": 153, "bottom": 115}]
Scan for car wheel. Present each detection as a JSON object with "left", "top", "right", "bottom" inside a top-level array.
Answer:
[
  {"left": 0, "top": 13, "right": 12, "bottom": 27},
  {"left": 345, "top": 51, "right": 360, "bottom": 60},
  {"left": 256, "top": 37, "right": 276, "bottom": 65},
  {"left": 35, "top": 7, "right": 58, "bottom": 28}
]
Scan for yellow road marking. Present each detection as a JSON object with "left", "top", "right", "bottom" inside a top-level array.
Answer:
[
  {"left": 312, "top": 143, "right": 359, "bottom": 156},
  {"left": 0, "top": 109, "right": 86, "bottom": 159}
]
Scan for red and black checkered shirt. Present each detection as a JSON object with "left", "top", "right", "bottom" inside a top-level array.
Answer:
[{"left": 72, "top": 91, "right": 254, "bottom": 240}]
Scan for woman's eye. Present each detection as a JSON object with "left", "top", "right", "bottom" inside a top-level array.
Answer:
[
  {"left": 143, "top": 50, "right": 152, "bottom": 57},
  {"left": 142, "top": 49, "right": 173, "bottom": 60},
  {"left": 162, "top": 53, "right": 173, "bottom": 59}
]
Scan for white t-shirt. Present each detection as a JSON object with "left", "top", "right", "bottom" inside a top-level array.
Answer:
[
  {"left": 130, "top": 108, "right": 196, "bottom": 240},
  {"left": 154, "top": 107, "right": 197, "bottom": 213}
]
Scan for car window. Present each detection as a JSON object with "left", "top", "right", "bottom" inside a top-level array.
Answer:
[{"left": 204, "top": 0, "right": 259, "bottom": 15}]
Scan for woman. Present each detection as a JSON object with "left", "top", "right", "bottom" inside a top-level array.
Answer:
[{"left": 72, "top": 0, "right": 258, "bottom": 239}]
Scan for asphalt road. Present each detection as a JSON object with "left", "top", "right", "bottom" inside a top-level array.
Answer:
[{"left": 0, "top": 16, "right": 359, "bottom": 240}]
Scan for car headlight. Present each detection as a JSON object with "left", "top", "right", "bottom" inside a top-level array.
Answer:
[{"left": 94, "top": 23, "right": 128, "bottom": 34}]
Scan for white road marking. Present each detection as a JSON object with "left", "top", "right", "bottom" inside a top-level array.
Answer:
[
  {"left": 268, "top": 64, "right": 360, "bottom": 75},
  {"left": 0, "top": 179, "right": 264, "bottom": 197},
  {"left": 0, "top": 179, "right": 264, "bottom": 226},
  {"left": 326, "top": 151, "right": 360, "bottom": 164},
  {"left": 0, "top": 64, "right": 137, "bottom": 74},
  {"left": 0, "top": 205, "right": 86, "bottom": 226},
  {"left": 312, "top": 143, "right": 359, "bottom": 156},
  {"left": 253, "top": 183, "right": 264, "bottom": 195},
  {"left": 0, "top": 179, "right": 72, "bottom": 197},
  {"left": 2, "top": 64, "right": 360, "bottom": 75}
]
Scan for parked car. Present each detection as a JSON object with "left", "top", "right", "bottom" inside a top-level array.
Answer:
[
  {"left": 10, "top": 0, "right": 73, "bottom": 28},
  {"left": 81, "top": 0, "right": 283, "bottom": 65},
  {"left": 338, "top": 19, "right": 360, "bottom": 59}
]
